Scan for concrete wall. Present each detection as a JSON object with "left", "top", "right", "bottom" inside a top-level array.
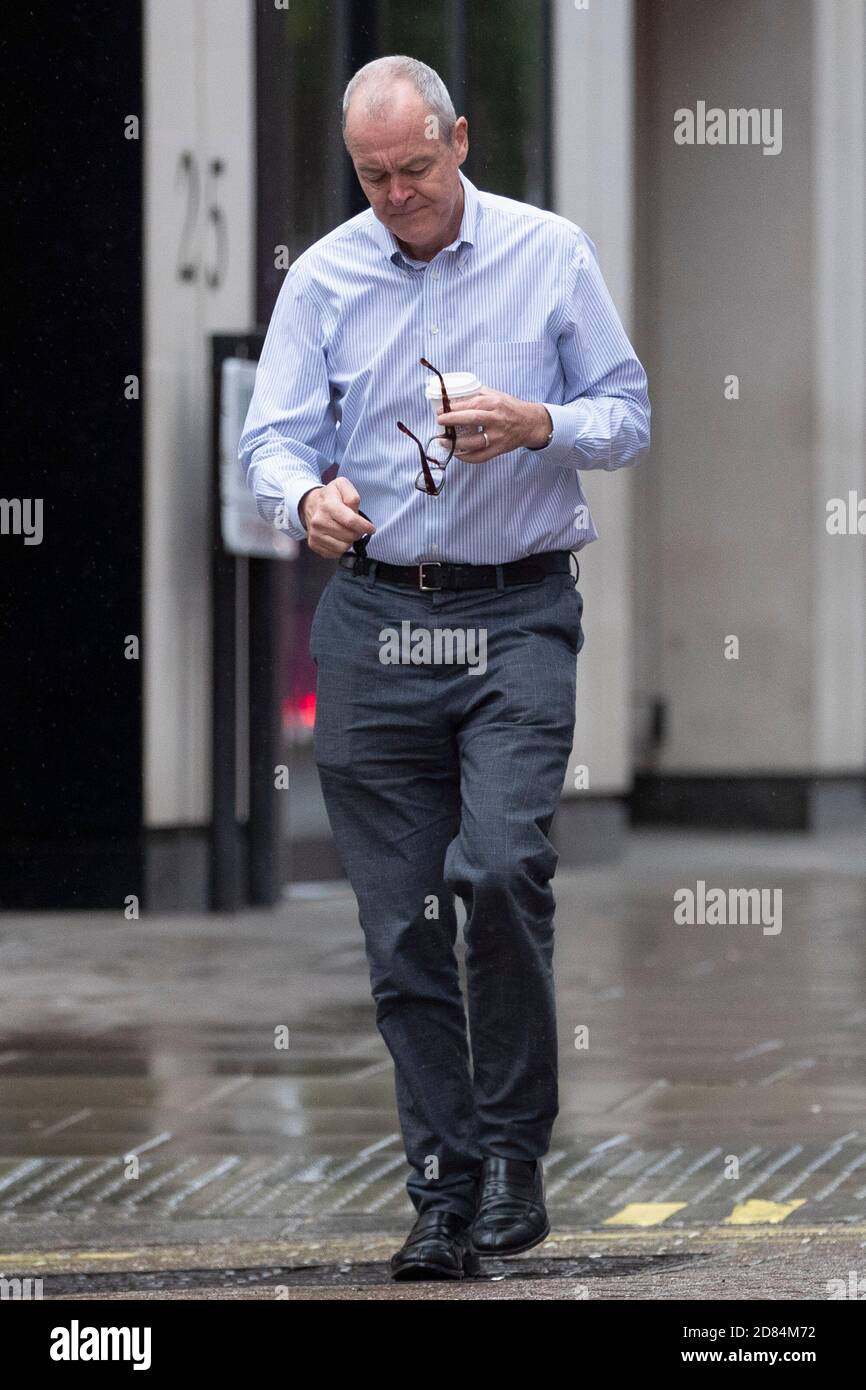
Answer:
[
  {"left": 633, "top": 0, "right": 865, "bottom": 775},
  {"left": 811, "top": 0, "right": 866, "bottom": 768},
  {"left": 144, "top": 0, "right": 254, "bottom": 827}
]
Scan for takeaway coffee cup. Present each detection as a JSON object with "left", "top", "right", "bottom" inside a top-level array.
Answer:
[
  {"left": 425, "top": 370, "right": 483, "bottom": 431},
  {"left": 424, "top": 371, "right": 484, "bottom": 464}
]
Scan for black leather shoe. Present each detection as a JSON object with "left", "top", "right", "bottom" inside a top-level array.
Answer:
[
  {"left": 390, "top": 1211, "right": 481, "bottom": 1281},
  {"left": 469, "top": 1158, "right": 550, "bottom": 1255}
]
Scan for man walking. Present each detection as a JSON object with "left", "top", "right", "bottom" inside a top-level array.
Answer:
[{"left": 240, "top": 55, "right": 650, "bottom": 1280}]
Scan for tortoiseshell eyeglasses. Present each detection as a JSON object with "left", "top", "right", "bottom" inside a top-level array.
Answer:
[{"left": 396, "top": 357, "right": 457, "bottom": 496}]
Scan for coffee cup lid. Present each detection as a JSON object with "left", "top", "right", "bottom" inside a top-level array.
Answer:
[{"left": 425, "top": 371, "right": 481, "bottom": 401}]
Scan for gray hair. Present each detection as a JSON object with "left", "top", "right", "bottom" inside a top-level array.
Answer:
[{"left": 342, "top": 55, "right": 457, "bottom": 146}]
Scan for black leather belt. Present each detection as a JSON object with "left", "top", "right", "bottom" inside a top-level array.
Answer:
[{"left": 338, "top": 550, "right": 575, "bottom": 591}]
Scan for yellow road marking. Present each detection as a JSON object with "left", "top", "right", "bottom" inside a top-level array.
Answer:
[
  {"left": 604, "top": 1202, "right": 688, "bottom": 1227},
  {"left": 725, "top": 1199, "right": 806, "bottom": 1225}
]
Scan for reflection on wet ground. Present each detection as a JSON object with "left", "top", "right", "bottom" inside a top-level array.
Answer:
[{"left": 1, "top": 829, "right": 864, "bottom": 1297}]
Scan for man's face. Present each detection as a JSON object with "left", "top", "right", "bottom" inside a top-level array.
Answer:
[{"left": 345, "top": 83, "right": 468, "bottom": 255}]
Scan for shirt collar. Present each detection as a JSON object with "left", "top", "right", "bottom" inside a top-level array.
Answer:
[{"left": 366, "top": 169, "right": 478, "bottom": 265}]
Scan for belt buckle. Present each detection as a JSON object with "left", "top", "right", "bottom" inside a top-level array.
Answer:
[{"left": 418, "top": 561, "right": 444, "bottom": 592}]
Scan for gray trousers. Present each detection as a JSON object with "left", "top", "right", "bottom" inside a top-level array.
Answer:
[{"left": 310, "top": 562, "right": 584, "bottom": 1221}]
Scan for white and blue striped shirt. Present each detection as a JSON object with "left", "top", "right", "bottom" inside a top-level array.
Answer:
[{"left": 239, "top": 170, "right": 650, "bottom": 565}]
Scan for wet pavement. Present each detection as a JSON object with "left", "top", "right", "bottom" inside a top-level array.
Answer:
[{"left": 1, "top": 828, "right": 865, "bottom": 1299}]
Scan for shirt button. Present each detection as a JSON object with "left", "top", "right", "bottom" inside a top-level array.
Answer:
[
  {"left": 430, "top": 543, "right": 440, "bottom": 554},
  {"left": 431, "top": 325, "right": 439, "bottom": 334},
  {"left": 432, "top": 269, "right": 440, "bottom": 279}
]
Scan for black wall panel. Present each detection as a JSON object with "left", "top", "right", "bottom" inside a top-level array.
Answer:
[{"left": 2, "top": 2, "right": 143, "bottom": 907}]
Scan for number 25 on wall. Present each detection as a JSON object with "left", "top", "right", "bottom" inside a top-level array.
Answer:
[{"left": 175, "top": 150, "right": 228, "bottom": 290}]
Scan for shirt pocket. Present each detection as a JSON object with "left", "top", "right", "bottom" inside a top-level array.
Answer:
[{"left": 472, "top": 339, "right": 547, "bottom": 401}]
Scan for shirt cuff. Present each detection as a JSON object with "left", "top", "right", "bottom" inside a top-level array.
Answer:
[
  {"left": 526, "top": 401, "right": 594, "bottom": 468},
  {"left": 249, "top": 456, "right": 324, "bottom": 539}
]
